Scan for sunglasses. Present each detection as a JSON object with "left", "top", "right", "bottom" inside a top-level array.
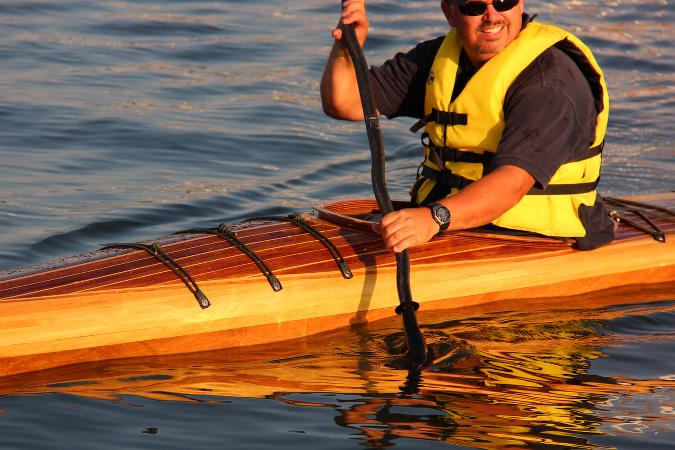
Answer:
[{"left": 457, "top": 0, "right": 520, "bottom": 16}]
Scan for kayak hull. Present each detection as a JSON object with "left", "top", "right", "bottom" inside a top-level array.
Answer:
[{"left": 1, "top": 194, "right": 673, "bottom": 377}]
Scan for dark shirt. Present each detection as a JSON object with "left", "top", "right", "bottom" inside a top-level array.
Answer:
[{"left": 367, "top": 31, "right": 615, "bottom": 249}]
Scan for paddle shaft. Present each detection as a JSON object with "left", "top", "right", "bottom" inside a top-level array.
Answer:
[{"left": 340, "top": 23, "right": 427, "bottom": 366}]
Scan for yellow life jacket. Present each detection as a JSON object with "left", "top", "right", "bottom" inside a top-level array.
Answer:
[{"left": 411, "top": 22, "right": 609, "bottom": 237}]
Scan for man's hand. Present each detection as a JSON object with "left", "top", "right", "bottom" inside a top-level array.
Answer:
[
  {"left": 375, "top": 207, "right": 440, "bottom": 253},
  {"left": 321, "top": 0, "right": 370, "bottom": 120},
  {"left": 332, "top": 0, "right": 369, "bottom": 48}
]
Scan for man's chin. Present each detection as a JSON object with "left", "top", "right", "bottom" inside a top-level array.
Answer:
[{"left": 474, "top": 41, "right": 506, "bottom": 58}]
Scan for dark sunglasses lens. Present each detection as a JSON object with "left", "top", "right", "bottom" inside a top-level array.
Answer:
[
  {"left": 458, "top": 0, "right": 518, "bottom": 16},
  {"left": 458, "top": 2, "right": 487, "bottom": 16},
  {"left": 493, "top": 0, "right": 519, "bottom": 12}
]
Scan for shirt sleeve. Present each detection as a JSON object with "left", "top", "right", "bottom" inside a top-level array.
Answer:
[
  {"left": 368, "top": 37, "right": 444, "bottom": 119},
  {"left": 491, "top": 47, "right": 597, "bottom": 189}
]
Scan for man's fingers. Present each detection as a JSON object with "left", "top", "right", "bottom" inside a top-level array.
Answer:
[
  {"left": 384, "top": 226, "right": 419, "bottom": 253},
  {"left": 380, "top": 209, "right": 402, "bottom": 227},
  {"left": 381, "top": 215, "right": 417, "bottom": 251},
  {"left": 380, "top": 213, "right": 407, "bottom": 241},
  {"left": 341, "top": 0, "right": 363, "bottom": 20},
  {"left": 392, "top": 235, "right": 419, "bottom": 253},
  {"left": 334, "top": 0, "right": 368, "bottom": 47},
  {"left": 378, "top": 207, "right": 438, "bottom": 252}
]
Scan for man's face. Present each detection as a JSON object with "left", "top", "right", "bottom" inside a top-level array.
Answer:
[{"left": 442, "top": 0, "right": 524, "bottom": 67}]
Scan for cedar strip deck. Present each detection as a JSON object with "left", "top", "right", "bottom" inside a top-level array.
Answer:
[{"left": 1, "top": 196, "right": 672, "bottom": 300}]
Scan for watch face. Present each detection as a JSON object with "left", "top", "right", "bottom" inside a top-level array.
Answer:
[{"left": 433, "top": 204, "right": 450, "bottom": 224}]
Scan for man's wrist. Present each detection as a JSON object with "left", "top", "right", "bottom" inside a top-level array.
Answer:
[{"left": 425, "top": 202, "right": 451, "bottom": 234}]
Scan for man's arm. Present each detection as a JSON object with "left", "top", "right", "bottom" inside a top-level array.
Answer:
[
  {"left": 320, "top": 0, "right": 369, "bottom": 121},
  {"left": 378, "top": 165, "right": 535, "bottom": 252}
]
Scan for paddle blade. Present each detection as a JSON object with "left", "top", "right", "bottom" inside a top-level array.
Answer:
[{"left": 400, "top": 305, "right": 428, "bottom": 368}]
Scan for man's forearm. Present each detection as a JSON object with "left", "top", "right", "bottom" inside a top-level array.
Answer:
[
  {"left": 440, "top": 165, "right": 535, "bottom": 230},
  {"left": 320, "top": 41, "right": 364, "bottom": 121},
  {"left": 378, "top": 165, "right": 535, "bottom": 253}
]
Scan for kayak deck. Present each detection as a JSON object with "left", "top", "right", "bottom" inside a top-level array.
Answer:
[{"left": 0, "top": 194, "right": 673, "bottom": 377}]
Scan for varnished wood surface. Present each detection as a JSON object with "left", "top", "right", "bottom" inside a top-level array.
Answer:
[
  {"left": 0, "top": 194, "right": 673, "bottom": 377},
  {"left": 1, "top": 281, "right": 673, "bottom": 399}
]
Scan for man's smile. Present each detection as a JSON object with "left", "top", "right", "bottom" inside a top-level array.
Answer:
[{"left": 478, "top": 23, "right": 505, "bottom": 36}]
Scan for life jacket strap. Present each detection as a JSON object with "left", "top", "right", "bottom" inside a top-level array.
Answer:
[
  {"left": 422, "top": 133, "right": 493, "bottom": 165},
  {"left": 420, "top": 164, "right": 599, "bottom": 196},
  {"left": 423, "top": 136, "right": 602, "bottom": 167},
  {"left": 410, "top": 108, "right": 468, "bottom": 133},
  {"left": 571, "top": 140, "right": 604, "bottom": 161},
  {"left": 526, "top": 179, "right": 600, "bottom": 195},
  {"left": 419, "top": 165, "right": 474, "bottom": 190}
]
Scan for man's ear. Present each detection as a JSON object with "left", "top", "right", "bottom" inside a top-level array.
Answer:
[{"left": 441, "top": 0, "right": 456, "bottom": 27}]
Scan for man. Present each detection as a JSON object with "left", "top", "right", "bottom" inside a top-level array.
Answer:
[{"left": 321, "top": 0, "right": 615, "bottom": 251}]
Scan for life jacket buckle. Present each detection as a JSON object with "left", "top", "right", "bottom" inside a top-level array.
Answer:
[
  {"left": 409, "top": 109, "right": 468, "bottom": 133},
  {"left": 432, "top": 109, "right": 467, "bottom": 126}
]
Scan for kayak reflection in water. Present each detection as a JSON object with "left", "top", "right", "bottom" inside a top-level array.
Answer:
[
  {"left": 286, "top": 292, "right": 674, "bottom": 448},
  {"left": 321, "top": 0, "right": 615, "bottom": 251},
  {"left": 2, "top": 285, "right": 673, "bottom": 449}
]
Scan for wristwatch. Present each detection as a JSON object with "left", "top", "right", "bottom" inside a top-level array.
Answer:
[{"left": 426, "top": 202, "right": 451, "bottom": 234}]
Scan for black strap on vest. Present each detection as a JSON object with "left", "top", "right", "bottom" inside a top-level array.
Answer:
[
  {"left": 420, "top": 165, "right": 600, "bottom": 196},
  {"left": 526, "top": 141, "right": 604, "bottom": 194},
  {"left": 429, "top": 145, "right": 491, "bottom": 165},
  {"left": 410, "top": 108, "right": 468, "bottom": 133},
  {"left": 419, "top": 165, "right": 473, "bottom": 190},
  {"left": 417, "top": 136, "right": 605, "bottom": 198},
  {"left": 423, "top": 136, "right": 603, "bottom": 167},
  {"left": 422, "top": 133, "right": 492, "bottom": 165},
  {"left": 572, "top": 141, "right": 604, "bottom": 161},
  {"left": 526, "top": 179, "right": 600, "bottom": 195}
]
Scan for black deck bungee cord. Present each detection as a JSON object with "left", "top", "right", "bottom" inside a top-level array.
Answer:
[
  {"left": 102, "top": 242, "right": 210, "bottom": 309},
  {"left": 245, "top": 213, "right": 353, "bottom": 279},
  {"left": 175, "top": 224, "right": 283, "bottom": 292},
  {"left": 605, "top": 197, "right": 673, "bottom": 243},
  {"left": 340, "top": 22, "right": 428, "bottom": 368}
]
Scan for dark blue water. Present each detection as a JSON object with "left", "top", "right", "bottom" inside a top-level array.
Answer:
[{"left": 0, "top": 1, "right": 673, "bottom": 448}]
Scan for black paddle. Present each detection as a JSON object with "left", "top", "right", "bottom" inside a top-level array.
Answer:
[{"left": 340, "top": 22, "right": 428, "bottom": 368}]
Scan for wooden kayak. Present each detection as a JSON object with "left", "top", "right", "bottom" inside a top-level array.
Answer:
[
  {"left": 2, "top": 282, "right": 673, "bottom": 399},
  {"left": 0, "top": 193, "right": 673, "bottom": 377}
]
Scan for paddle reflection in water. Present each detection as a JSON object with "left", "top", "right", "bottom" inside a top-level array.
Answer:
[{"left": 0, "top": 283, "right": 673, "bottom": 449}]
